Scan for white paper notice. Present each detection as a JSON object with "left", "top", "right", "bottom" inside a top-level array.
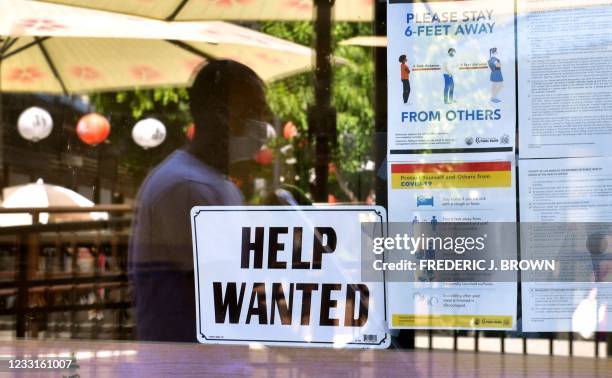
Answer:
[
  {"left": 519, "top": 157, "right": 612, "bottom": 332},
  {"left": 519, "top": 157, "right": 612, "bottom": 222},
  {"left": 386, "top": 152, "right": 517, "bottom": 330},
  {"left": 518, "top": 0, "right": 612, "bottom": 158},
  {"left": 387, "top": 0, "right": 516, "bottom": 152}
]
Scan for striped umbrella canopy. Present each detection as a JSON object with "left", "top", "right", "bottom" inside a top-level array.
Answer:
[
  {"left": 339, "top": 36, "right": 386, "bottom": 47},
  {"left": 36, "top": 0, "right": 374, "bottom": 22},
  {"left": 0, "top": 0, "right": 325, "bottom": 94}
]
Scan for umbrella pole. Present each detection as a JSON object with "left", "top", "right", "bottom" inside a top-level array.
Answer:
[{"left": 310, "top": 0, "right": 337, "bottom": 202}]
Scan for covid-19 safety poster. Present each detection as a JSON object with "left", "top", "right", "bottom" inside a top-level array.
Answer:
[
  {"left": 387, "top": 0, "right": 516, "bottom": 152},
  {"left": 384, "top": 151, "right": 518, "bottom": 330}
]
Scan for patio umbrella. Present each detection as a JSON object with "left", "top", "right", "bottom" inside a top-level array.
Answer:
[
  {"left": 339, "top": 36, "right": 387, "bottom": 47},
  {"left": 30, "top": 0, "right": 353, "bottom": 201},
  {"left": 0, "top": 178, "right": 108, "bottom": 226},
  {"left": 0, "top": 0, "right": 325, "bottom": 94},
  {"left": 36, "top": 0, "right": 373, "bottom": 22}
]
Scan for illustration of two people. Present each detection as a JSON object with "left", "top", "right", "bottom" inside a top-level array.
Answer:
[
  {"left": 443, "top": 47, "right": 504, "bottom": 103},
  {"left": 400, "top": 50, "right": 456, "bottom": 104},
  {"left": 398, "top": 48, "right": 459, "bottom": 104},
  {"left": 400, "top": 47, "right": 504, "bottom": 104}
]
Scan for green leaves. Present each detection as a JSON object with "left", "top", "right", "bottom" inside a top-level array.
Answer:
[
  {"left": 95, "top": 88, "right": 189, "bottom": 119},
  {"left": 92, "top": 21, "right": 376, "bottom": 201},
  {"left": 262, "top": 21, "right": 375, "bottom": 199}
]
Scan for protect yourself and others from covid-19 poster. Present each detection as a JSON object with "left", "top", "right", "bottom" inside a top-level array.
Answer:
[{"left": 385, "top": 151, "right": 518, "bottom": 330}]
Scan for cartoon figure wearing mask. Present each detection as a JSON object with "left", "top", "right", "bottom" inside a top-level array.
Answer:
[
  {"left": 488, "top": 47, "right": 503, "bottom": 103},
  {"left": 399, "top": 54, "right": 411, "bottom": 104},
  {"left": 442, "top": 48, "right": 457, "bottom": 104}
]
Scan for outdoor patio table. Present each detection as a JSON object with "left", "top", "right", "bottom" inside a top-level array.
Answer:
[{"left": 0, "top": 339, "right": 609, "bottom": 377}]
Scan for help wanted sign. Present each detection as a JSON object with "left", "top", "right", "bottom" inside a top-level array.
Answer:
[{"left": 190, "top": 206, "right": 389, "bottom": 348}]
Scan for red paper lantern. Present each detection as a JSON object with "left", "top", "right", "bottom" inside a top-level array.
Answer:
[
  {"left": 282, "top": 121, "right": 298, "bottom": 139},
  {"left": 186, "top": 123, "right": 195, "bottom": 141},
  {"left": 254, "top": 147, "right": 273, "bottom": 165},
  {"left": 328, "top": 163, "right": 337, "bottom": 174},
  {"left": 76, "top": 113, "right": 110, "bottom": 145},
  {"left": 327, "top": 194, "right": 337, "bottom": 204}
]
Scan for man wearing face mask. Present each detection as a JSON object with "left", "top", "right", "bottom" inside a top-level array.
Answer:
[{"left": 128, "top": 60, "right": 271, "bottom": 342}]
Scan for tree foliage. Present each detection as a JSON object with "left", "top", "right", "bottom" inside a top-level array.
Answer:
[
  {"left": 91, "top": 21, "right": 376, "bottom": 201},
  {"left": 261, "top": 21, "right": 375, "bottom": 201}
]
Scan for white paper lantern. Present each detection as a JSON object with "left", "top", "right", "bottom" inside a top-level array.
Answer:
[
  {"left": 17, "top": 107, "right": 53, "bottom": 142},
  {"left": 132, "top": 118, "right": 166, "bottom": 149},
  {"left": 265, "top": 123, "right": 277, "bottom": 139}
]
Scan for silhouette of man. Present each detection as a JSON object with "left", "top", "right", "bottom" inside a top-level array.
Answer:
[{"left": 128, "top": 60, "right": 271, "bottom": 342}]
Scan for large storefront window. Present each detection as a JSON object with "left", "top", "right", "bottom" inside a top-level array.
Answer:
[{"left": 0, "top": 0, "right": 609, "bottom": 376}]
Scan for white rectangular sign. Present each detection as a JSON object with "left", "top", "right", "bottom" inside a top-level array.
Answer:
[
  {"left": 519, "top": 157, "right": 612, "bottom": 332},
  {"left": 387, "top": 0, "right": 516, "bottom": 152},
  {"left": 519, "top": 156, "right": 612, "bottom": 222},
  {"left": 190, "top": 206, "right": 390, "bottom": 348},
  {"left": 517, "top": 0, "right": 612, "bottom": 159}
]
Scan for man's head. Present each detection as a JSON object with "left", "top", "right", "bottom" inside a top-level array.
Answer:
[
  {"left": 399, "top": 54, "right": 407, "bottom": 64},
  {"left": 188, "top": 60, "right": 269, "bottom": 174},
  {"left": 448, "top": 48, "right": 456, "bottom": 57}
]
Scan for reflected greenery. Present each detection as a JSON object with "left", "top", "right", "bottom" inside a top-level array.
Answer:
[{"left": 91, "top": 21, "right": 375, "bottom": 202}]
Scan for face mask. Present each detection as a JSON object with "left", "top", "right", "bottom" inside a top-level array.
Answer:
[{"left": 229, "top": 119, "right": 275, "bottom": 163}]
